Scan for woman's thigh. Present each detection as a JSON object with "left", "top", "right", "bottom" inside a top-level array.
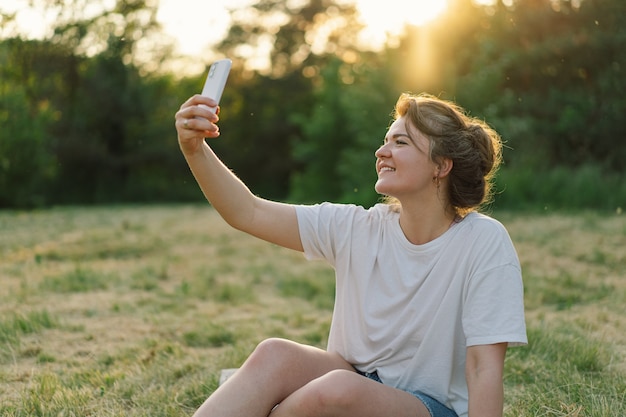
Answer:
[
  {"left": 271, "top": 369, "right": 431, "bottom": 417},
  {"left": 241, "top": 338, "right": 355, "bottom": 395},
  {"left": 192, "top": 338, "right": 354, "bottom": 417}
]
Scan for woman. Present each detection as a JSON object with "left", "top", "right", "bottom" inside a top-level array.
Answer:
[{"left": 174, "top": 92, "right": 527, "bottom": 417}]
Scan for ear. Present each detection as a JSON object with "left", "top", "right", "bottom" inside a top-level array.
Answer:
[{"left": 436, "top": 158, "right": 453, "bottom": 179}]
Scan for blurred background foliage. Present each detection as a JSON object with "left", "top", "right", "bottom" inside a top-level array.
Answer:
[{"left": 0, "top": 0, "right": 624, "bottom": 210}]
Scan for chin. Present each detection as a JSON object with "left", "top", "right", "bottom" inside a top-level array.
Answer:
[{"left": 375, "top": 183, "right": 394, "bottom": 198}]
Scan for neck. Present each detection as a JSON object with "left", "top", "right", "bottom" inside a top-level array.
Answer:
[{"left": 398, "top": 202, "right": 457, "bottom": 245}]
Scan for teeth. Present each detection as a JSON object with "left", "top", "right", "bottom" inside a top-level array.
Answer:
[{"left": 380, "top": 167, "right": 395, "bottom": 173}]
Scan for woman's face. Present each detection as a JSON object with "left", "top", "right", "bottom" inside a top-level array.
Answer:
[{"left": 374, "top": 116, "right": 439, "bottom": 200}]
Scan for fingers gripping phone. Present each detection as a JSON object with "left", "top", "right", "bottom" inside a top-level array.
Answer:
[{"left": 200, "top": 58, "right": 232, "bottom": 114}]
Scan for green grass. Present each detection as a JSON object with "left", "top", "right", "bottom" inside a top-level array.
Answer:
[
  {"left": 0, "top": 310, "right": 59, "bottom": 361},
  {"left": 0, "top": 205, "right": 625, "bottom": 416}
]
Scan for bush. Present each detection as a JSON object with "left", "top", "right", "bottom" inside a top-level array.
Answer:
[{"left": 494, "top": 165, "right": 626, "bottom": 212}]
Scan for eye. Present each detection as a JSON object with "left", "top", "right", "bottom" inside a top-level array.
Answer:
[{"left": 390, "top": 134, "right": 412, "bottom": 146}]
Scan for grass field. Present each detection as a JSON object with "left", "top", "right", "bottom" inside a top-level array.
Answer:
[{"left": 1, "top": 205, "right": 625, "bottom": 416}]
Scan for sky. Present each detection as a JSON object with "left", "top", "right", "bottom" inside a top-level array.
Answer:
[
  {"left": 155, "top": 0, "right": 245, "bottom": 56},
  {"left": 0, "top": 0, "right": 238, "bottom": 57},
  {"left": 0, "top": 0, "right": 500, "bottom": 76},
  {"left": 0, "top": 0, "right": 474, "bottom": 58}
]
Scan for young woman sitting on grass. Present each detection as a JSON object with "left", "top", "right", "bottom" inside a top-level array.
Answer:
[{"left": 174, "top": 92, "right": 527, "bottom": 417}]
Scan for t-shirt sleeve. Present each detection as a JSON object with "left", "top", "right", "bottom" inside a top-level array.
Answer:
[
  {"left": 295, "top": 203, "right": 348, "bottom": 264},
  {"left": 463, "top": 263, "right": 527, "bottom": 347},
  {"left": 462, "top": 224, "right": 528, "bottom": 347},
  {"left": 295, "top": 202, "right": 371, "bottom": 264}
]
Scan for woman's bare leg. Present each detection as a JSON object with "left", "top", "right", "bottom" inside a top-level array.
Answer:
[
  {"left": 191, "top": 338, "right": 354, "bottom": 417},
  {"left": 271, "top": 369, "right": 430, "bottom": 417}
]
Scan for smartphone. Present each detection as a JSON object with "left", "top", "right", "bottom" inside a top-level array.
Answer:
[{"left": 200, "top": 58, "right": 232, "bottom": 114}]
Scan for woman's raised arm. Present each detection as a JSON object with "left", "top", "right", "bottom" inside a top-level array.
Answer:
[{"left": 174, "top": 95, "right": 303, "bottom": 252}]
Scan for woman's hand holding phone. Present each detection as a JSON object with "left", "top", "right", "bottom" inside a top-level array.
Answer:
[{"left": 175, "top": 59, "right": 232, "bottom": 153}]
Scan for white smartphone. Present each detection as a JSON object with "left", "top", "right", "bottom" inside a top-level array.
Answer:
[{"left": 200, "top": 58, "right": 232, "bottom": 114}]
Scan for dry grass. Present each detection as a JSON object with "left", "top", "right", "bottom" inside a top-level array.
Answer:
[
  {"left": 0, "top": 205, "right": 624, "bottom": 416},
  {"left": 500, "top": 211, "right": 626, "bottom": 364}
]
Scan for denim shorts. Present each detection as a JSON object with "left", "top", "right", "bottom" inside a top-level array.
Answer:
[{"left": 356, "top": 370, "right": 458, "bottom": 417}]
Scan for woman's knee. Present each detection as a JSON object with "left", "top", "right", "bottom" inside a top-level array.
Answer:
[
  {"left": 294, "top": 370, "right": 363, "bottom": 412},
  {"left": 279, "top": 371, "right": 426, "bottom": 417},
  {"left": 243, "top": 338, "right": 303, "bottom": 373},
  {"left": 316, "top": 370, "right": 363, "bottom": 404}
]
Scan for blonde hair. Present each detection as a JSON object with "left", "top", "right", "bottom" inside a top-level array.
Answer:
[{"left": 386, "top": 93, "right": 503, "bottom": 216}]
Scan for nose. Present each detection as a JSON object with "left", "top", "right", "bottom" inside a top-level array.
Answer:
[{"left": 375, "top": 142, "right": 390, "bottom": 159}]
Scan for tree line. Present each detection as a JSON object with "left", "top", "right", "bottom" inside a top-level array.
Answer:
[{"left": 1, "top": 0, "right": 624, "bottom": 210}]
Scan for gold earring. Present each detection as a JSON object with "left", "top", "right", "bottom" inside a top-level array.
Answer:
[{"left": 433, "top": 175, "right": 440, "bottom": 189}]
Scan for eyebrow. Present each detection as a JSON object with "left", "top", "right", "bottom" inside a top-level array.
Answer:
[
  {"left": 394, "top": 133, "right": 411, "bottom": 139},
  {"left": 384, "top": 133, "right": 411, "bottom": 142}
]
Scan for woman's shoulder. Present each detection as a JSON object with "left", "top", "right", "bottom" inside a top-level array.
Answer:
[
  {"left": 296, "top": 203, "right": 398, "bottom": 237},
  {"left": 301, "top": 202, "right": 397, "bottom": 218},
  {"left": 459, "top": 212, "right": 512, "bottom": 240}
]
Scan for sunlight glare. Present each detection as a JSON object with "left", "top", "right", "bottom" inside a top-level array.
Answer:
[
  {"left": 157, "top": 0, "right": 235, "bottom": 57},
  {"left": 355, "top": 0, "right": 448, "bottom": 48}
]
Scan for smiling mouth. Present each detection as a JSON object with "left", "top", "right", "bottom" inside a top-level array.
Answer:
[{"left": 379, "top": 167, "right": 396, "bottom": 174}]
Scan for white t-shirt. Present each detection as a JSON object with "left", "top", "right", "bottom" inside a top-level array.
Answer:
[{"left": 295, "top": 203, "right": 527, "bottom": 417}]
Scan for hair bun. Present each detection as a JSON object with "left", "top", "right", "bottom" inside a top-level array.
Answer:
[{"left": 468, "top": 123, "right": 500, "bottom": 177}]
